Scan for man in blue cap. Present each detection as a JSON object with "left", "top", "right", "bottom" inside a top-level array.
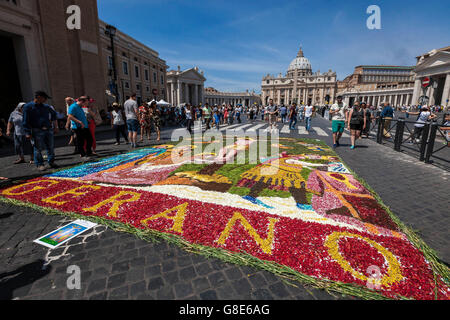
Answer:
[{"left": 23, "top": 91, "right": 59, "bottom": 171}]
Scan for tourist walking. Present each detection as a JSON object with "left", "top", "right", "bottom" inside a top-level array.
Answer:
[
  {"left": 83, "top": 98, "right": 100, "bottom": 155},
  {"left": 68, "top": 96, "right": 94, "bottom": 161},
  {"left": 138, "top": 102, "right": 151, "bottom": 142},
  {"left": 407, "top": 106, "right": 437, "bottom": 143},
  {"left": 203, "top": 103, "right": 212, "bottom": 131},
  {"left": 111, "top": 103, "right": 129, "bottom": 145},
  {"left": 6, "top": 102, "right": 33, "bottom": 164},
  {"left": 214, "top": 110, "right": 221, "bottom": 130},
  {"left": 185, "top": 104, "right": 193, "bottom": 134},
  {"left": 361, "top": 102, "right": 373, "bottom": 138},
  {"left": 304, "top": 104, "right": 314, "bottom": 131},
  {"left": 267, "top": 99, "right": 278, "bottom": 132},
  {"left": 298, "top": 104, "right": 305, "bottom": 122},
  {"left": 347, "top": 101, "right": 366, "bottom": 149},
  {"left": 22, "top": 91, "right": 59, "bottom": 171},
  {"left": 330, "top": 96, "right": 349, "bottom": 148},
  {"left": 124, "top": 93, "right": 139, "bottom": 148},
  {"left": 289, "top": 103, "right": 298, "bottom": 130},
  {"left": 380, "top": 102, "right": 394, "bottom": 139},
  {"left": 280, "top": 105, "right": 288, "bottom": 123},
  {"left": 149, "top": 101, "right": 161, "bottom": 142}
]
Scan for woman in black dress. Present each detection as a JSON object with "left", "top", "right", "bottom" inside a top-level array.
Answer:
[{"left": 347, "top": 101, "right": 366, "bottom": 149}]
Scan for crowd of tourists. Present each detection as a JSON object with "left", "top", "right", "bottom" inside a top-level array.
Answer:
[{"left": 3, "top": 89, "right": 449, "bottom": 172}]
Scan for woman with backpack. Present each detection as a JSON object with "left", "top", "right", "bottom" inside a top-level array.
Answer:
[{"left": 347, "top": 101, "right": 366, "bottom": 150}]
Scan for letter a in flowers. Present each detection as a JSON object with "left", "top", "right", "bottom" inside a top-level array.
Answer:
[
  {"left": 217, "top": 212, "right": 279, "bottom": 255},
  {"left": 141, "top": 203, "right": 189, "bottom": 234}
]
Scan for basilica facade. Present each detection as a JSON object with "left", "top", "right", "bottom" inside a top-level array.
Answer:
[{"left": 261, "top": 47, "right": 338, "bottom": 106}]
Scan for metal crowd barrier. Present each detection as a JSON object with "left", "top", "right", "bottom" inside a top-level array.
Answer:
[{"left": 374, "top": 118, "right": 449, "bottom": 170}]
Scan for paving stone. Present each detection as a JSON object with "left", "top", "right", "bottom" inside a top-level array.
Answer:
[
  {"left": 179, "top": 266, "right": 197, "bottom": 281},
  {"left": 161, "top": 260, "right": 176, "bottom": 273},
  {"left": 208, "top": 271, "right": 226, "bottom": 287},
  {"left": 251, "top": 289, "right": 274, "bottom": 300},
  {"left": 156, "top": 286, "right": 175, "bottom": 300},
  {"left": 112, "top": 261, "right": 130, "bottom": 274},
  {"left": 147, "top": 277, "right": 165, "bottom": 291},
  {"left": 248, "top": 273, "right": 267, "bottom": 288},
  {"left": 165, "top": 270, "right": 180, "bottom": 285},
  {"left": 107, "top": 273, "right": 127, "bottom": 289},
  {"left": 86, "top": 278, "right": 107, "bottom": 294},
  {"left": 110, "top": 285, "right": 129, "bottom": 300},
  {"left": 199, "top": 290, "right": 218, "bottom": 300},
  {"left": 231, "top": 278, "right": 252, "bottom": 296},
  {"left": 174, "top": 282, "right": 194, "bottom": 299},
  {"left": 193, "top": 277, "right": 211, "bottom": 292},
  {"left": 126, "top": 268, "right": 145, "bottom": 283},
  {"left": 145, "top": 265, "right": 162, "bottom": 278},
  {"left": 268, "top": 282, "right": 290, "bottom": 298},
  {"left": 129, "top": 281, "right": 147, "bottom": 297},
  {"left": 89, "top": 291, "right": 108, "bottom": 300},
  {"left": 224, "top": 267, "right": 243, "bottom": 281}
]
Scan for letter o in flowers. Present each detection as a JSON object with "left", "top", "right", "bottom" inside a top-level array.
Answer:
[{"left": 324, "top": 231, "right": 403, "bottom": 288}]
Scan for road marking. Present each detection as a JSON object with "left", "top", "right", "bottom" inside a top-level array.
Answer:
[
  {"left": 298, "top": 127, "right": 308, "bottom": 135},
  {"left": 230, "top": 124, "right": 253, "bottom": 132},
  {"left": 247, "top": 124, "right": 267, "bottom": 132},
  {"left": 314, "top": 128, "right": 328, "bottom": 137},
  {"left": 281, "top": 125, "right": 291, "bottom": 133}
]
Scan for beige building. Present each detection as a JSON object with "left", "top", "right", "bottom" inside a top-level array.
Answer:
[
  {"left": 0, "top": 0, "right": 106, "bottom": 119},
  {"left": 166, "top": 66, "right": 206, "bottom": 106},
  {"left": 261, "top": 47, "right": 338, "bottom": 106},
  {"left": 411, "top": 46, "right": 450, "bottom": 107},
  {"left": 338, "top": 65, "right": 415, "bottom": 107},
  {"left": 204, "top": 87, "right": 261, "bottom": 107},
  {"left": 99, "top": 20, "right": 168, "bottom": 106}
]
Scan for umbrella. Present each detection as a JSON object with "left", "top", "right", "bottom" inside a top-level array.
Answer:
[{"left": 157, "top": 99, "right": 171, "bottom": 106}]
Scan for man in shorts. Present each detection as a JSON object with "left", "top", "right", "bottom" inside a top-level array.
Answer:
[
  {"left": 124, "top": 93, "right": 139, "bottom": 148},
  {"left": 330, "top": 96, "right": 348, "bottom": 148}
]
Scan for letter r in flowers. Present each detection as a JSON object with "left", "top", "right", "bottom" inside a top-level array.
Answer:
[
  {"left": 2, "top": 179, "right": 61, "bottom": 196},
  {"left": 217, "top": 212, "right": 279, "bottom": 255},
  {"left": 43, "top": 185, "right": 101, "bottom": 206},
  {"left": 83, "top": 191, "right": 141, "bottom": 218}
]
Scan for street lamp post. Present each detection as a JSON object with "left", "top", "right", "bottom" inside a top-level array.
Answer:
[{"left": 105, "top": 24, "right": 119, "bottom": 103}]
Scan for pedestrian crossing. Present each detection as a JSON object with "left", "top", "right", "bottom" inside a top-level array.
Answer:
[{"left": 188, "top": 122, "right": 346, "bottom": 138}]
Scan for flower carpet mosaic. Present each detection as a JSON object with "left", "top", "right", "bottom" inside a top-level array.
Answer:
[{"left": 1, "top": 137, "right": 448, "bottom": 300}]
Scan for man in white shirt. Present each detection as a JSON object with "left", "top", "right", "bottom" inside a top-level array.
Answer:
[
  {"left": 303, "top": 104, "right": 315, "bottom": 131},
  {"left": 329, "top": 96, "right": 349, "bottom": 148},
  {"left": 124, "top": 93, "right": 139, "bottom": 148}
]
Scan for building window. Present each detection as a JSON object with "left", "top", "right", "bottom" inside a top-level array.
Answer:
[
  {"left": 146, "top": 86, "right": 150, "bottom": 92},
  {"left": 125, "top": 82, "right": 130, "bottom": 89},
  {"left": 136, "top": 84, "right": 141, "bottom": 90},
  {"left": 153, "top": 72, "right": 157, "bottom": 83},
  {"left": 123, "top": 62, "right": 129, "bottom": 75},
  {"left": 161, "top": 75, "right": 164, "bottom": 85},
  {"left": 108, "top": 56, "right": 113, "bottom": 70},
  {"left": 135, "top": 65, "right": 140, "bottom": 78},
  {"left": 145, "top": 69, "right": 149, "bottom": 81}
]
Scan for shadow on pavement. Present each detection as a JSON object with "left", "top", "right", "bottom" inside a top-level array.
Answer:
[
  {"left": 0, "top": 260, "right": 52, "bottom": 300},
  {"left": 0, "top": 212, "right": 14, "bottom": 219}
]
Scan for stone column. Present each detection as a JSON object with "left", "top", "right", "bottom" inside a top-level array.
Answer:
[
  {"left": 411, "top": 79, "right": 422, "bottom": 106},
  {"left": 441, "top": 73, "right": 450, "bottom": 107},
  {"left": 177, "top": 81, "right": 181, "bottom": 106},
  {"left": 194, "top": 84, "right": 199, "bottom": 106},
  {"left": 185, "top": 83, "right": 189, "bottom": 104}
]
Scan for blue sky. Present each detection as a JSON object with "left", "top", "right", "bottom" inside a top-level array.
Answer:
[{"left": 98, "top": 0, "right": 450, "bottom": 93}]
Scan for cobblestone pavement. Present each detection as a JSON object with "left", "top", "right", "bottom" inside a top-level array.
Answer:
[{"left": 0, "top": 118, "right": 448, "bottom": 300}]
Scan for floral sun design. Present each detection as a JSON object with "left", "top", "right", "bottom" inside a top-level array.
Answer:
[{"left": 1, "top": 137, "right": 448, "bottom": 300}]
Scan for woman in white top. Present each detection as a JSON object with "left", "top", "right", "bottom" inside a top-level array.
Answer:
[
  {"left": 185, "top": 104, "right": 193, "bottom": 134},
  {"left": 407, "top": 106, "right": 437, "bottom": 143},
  {"left": 111, "top": 103, "right": 129, "bottom": 145}
]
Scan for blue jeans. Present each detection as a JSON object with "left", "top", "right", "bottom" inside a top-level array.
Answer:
[
  {"left": 31, "top": 129, "right": 55, "bottom": 167},
  {"left": 305, "top": 117, "right": 312, "bottom": 131},
  {"left": 289, "top": 117, "right": 297, "bottom": 129}
]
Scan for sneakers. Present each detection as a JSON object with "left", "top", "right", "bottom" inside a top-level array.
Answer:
[
  {"left": 38, "top": 165, "right": 47, "bottom": 172},
  {"left": 336, "top": 141, "right": 340, "bottom": 147},
  {"left": 350, "top": 145, "right": 355, "bottom": 150},
  {"left": 333, "top": 144, "right": 337, "bottom": 149}
]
